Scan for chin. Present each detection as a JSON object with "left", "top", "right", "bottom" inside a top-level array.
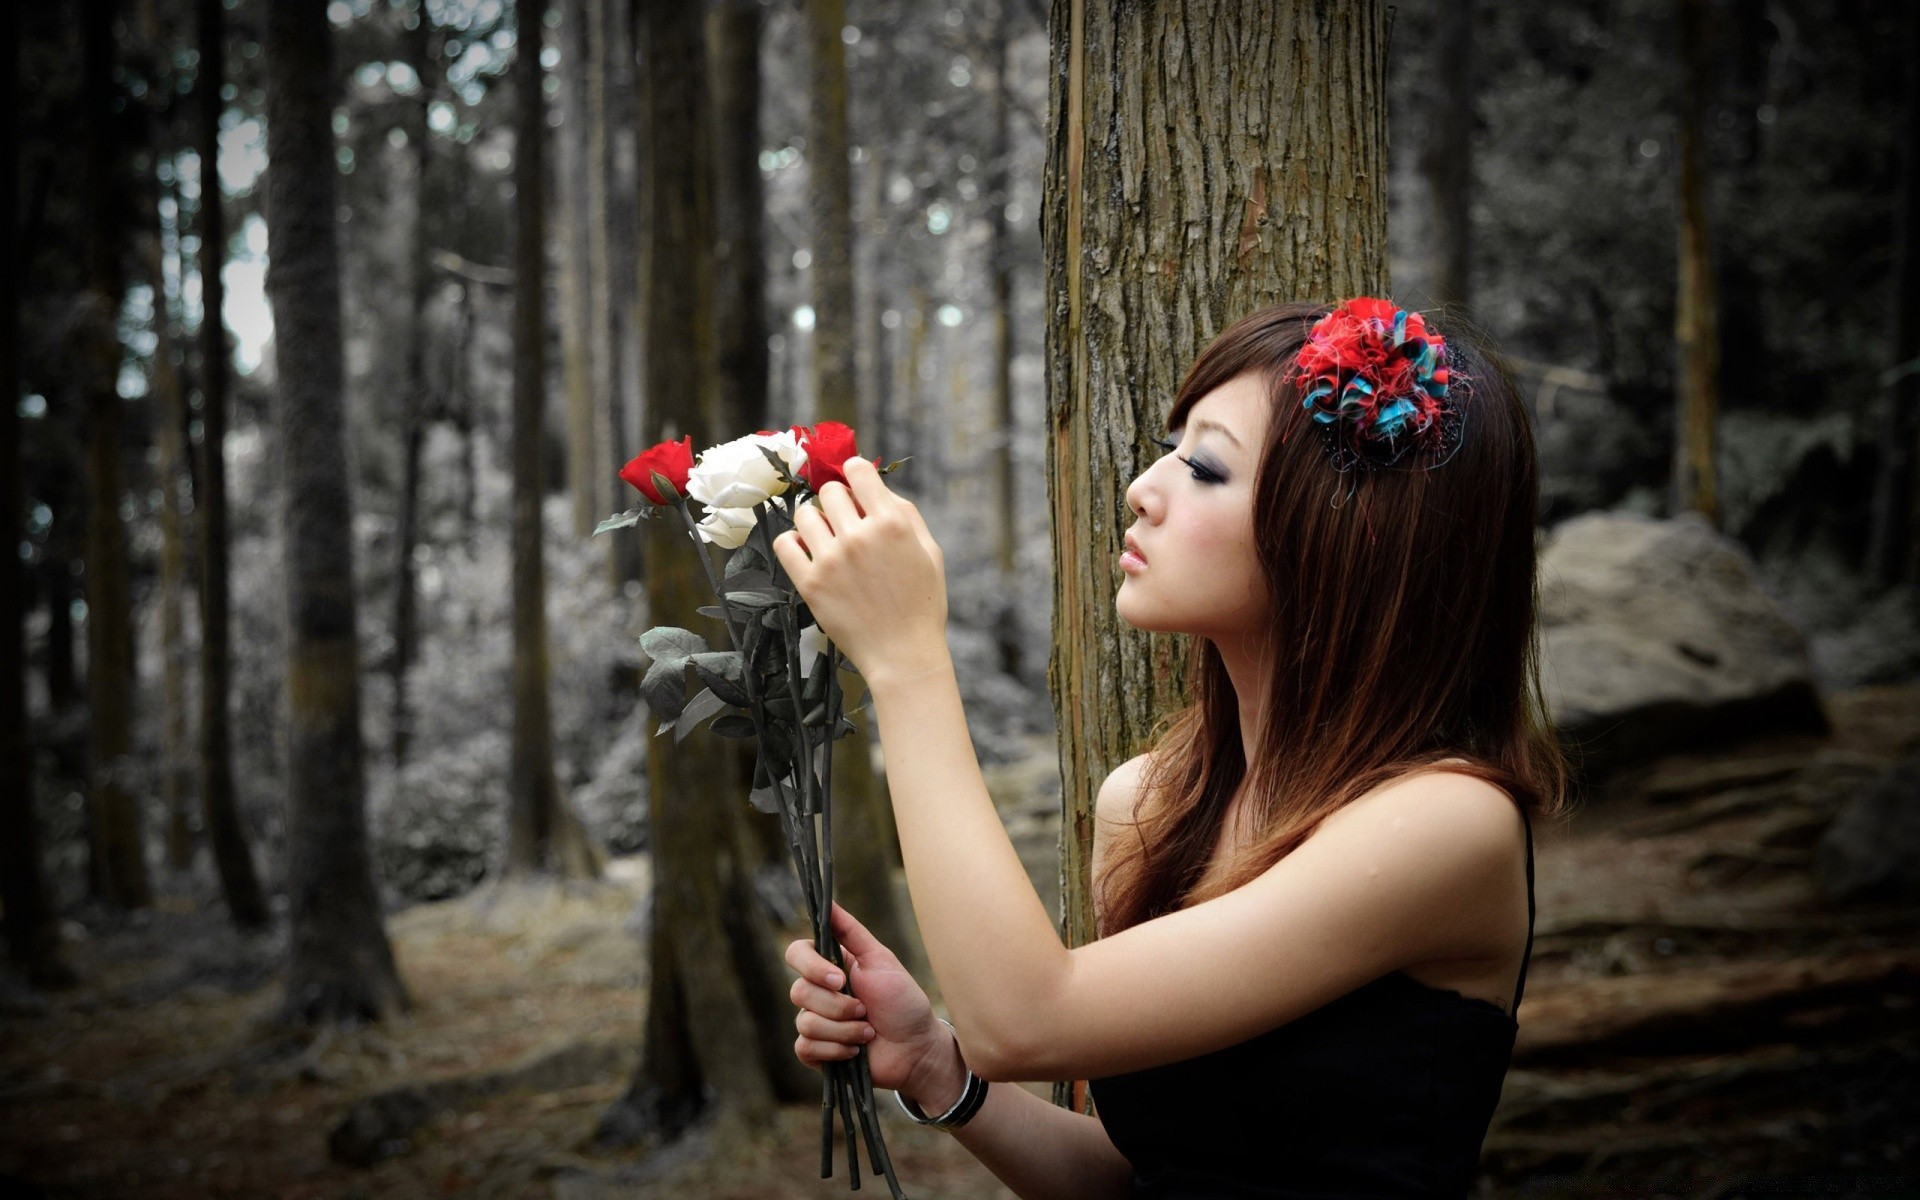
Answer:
[{"left": 1114, "top": 587, "right": 1180, "bottom": 635}]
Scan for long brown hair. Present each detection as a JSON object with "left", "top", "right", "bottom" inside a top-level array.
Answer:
[{"left": 1096, "top": 301, "right": 1573, "bottom": 937}]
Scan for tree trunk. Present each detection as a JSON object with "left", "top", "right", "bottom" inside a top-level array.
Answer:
[
  {"left": 1420, "top": 0, "right": 1475, "bottom": 311},
  {"left": 1, "top": 0, "right": 72, "bottom": 986},
  {"left": 1672, "top": 0, "right": 1720, "bottom": 525},
  {"left": 588, "top": 0, "right": 640, "bottom": 587},
  {"left": 709, "top": 0, "right": 768, "bottom": 441},
  {"left": 1042, "top": 0, "right": 1391, "bottom": 1111},
  {"left": 987, "top": 0, "right": 1022, "bottom": 682},
  {"left": 1868, "top": 4, "right": 1920, "bottom": 587},
  {"left": 81, "top": 0, "right": 151, "bottom": 911},
  {"left": 263, "top": 0, "right": 407, "bottom": 1025},
  {"left": 390, "top": 0, "right": 439, "bottom": 767},
  {"left": 195, "top": 0, "right": 270, "bottom": 931},
  {"left": 601, "top": 0, "right": 811, "bottom": 1147},
  {"left": 144, "top": 135, "right": 197, "bottom": 873},
  {"left": 557, "top": 0, "right": 599, "bottom": 538},
  {"left": 505, "top": 0, "right": 601, "bottom": 882},
  {"left": 804, "top": 0, "right": 916, "bottom": 967}
]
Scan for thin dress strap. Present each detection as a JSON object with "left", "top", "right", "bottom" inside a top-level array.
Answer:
[{"left": 1511, "top": 808, "right": 1535, "bottom": 1013}]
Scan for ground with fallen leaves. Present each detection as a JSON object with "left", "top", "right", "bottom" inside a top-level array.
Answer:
[{"left": 3, "top": 684, "right": 1918, "bottom": 1198}]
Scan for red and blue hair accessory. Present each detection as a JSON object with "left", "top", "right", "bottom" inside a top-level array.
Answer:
[{"left": 1289, "top": 297, "right": 1466, "bottom": 472}]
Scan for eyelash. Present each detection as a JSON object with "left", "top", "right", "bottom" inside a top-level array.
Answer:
[{"left": 1153, "top": 435, "right": 1224, "bottom": 484}]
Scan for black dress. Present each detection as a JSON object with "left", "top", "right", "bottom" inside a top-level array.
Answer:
[{"left": 1088, "top": 808, "right": 1535, "bottom": 1199}]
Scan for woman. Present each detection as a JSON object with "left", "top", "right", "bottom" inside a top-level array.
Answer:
[{"left": 771, "top": 299, "right": 1571, "bottom": 1198}]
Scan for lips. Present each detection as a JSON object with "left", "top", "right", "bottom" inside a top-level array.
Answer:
[{"left": 1124, "top": 534, "right": 1147, "bottom": 564}]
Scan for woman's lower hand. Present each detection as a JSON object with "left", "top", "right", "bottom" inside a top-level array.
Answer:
[{"left": 785, "top": 902, "right": 951, "bottom": 1097}]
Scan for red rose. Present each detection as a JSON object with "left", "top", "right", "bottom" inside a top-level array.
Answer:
[
  {"left": 618, "top": 435, "right": 695, "bottom": 505},
  {"left": 797, "top": 421, "right": 880, "bottom": 490}
]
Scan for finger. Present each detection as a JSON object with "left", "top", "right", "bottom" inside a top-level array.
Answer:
[
  {"left": 791, "top": 974, "right": 867, "bottom": 1020},
  {"left": 816, "top": 479, "right": 865, "bottom": 530},
  {"left": 791, "top": 497, "right": 834, "bottom": 547},
  {"left": 797, "top": 1009, "right": 877, "bottom": 1046},
  {"left": 771, "top": 528, "right": 811, "bottom": 574},
  {"left": 829, "top": 901, "right": 889, "bottom": 961},
  {"left": 796, "top": 1034, "right": 861, "bottom": 1066},
  {"left": 842, "top": 454, "right": 894, "bottom": 512},
  {"left": 784, "top": 937, "right": 846, "bottom": 988}
]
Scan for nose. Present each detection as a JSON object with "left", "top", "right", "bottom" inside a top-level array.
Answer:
[{"left": 1125, "top": 460, "right": 1161, "bottom": 523}]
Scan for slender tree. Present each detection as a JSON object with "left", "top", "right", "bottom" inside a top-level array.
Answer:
[
  {"left": 600, "top": 0, "right": 813, "bottom": 1148},
  {"left": 802, "top": 0, "right": 919, "bottom": 970},
  {"left": 194, "top": 0, "right": 270, "bottom": 930},
  {"left": 1421, "top": 0, "right": 1476, "bottom": 311},
  {"left": 557, "top": 0, "right": 599, "bottom": 538},
  {"left": 1673, "top": 0, "right": 1721, "bottom": 525},
  {"left": 80, "top": 0, "right": 151, "bottom": 910},
  {"left": 263, "top": 0, "right": 406, "bottom": 1023},
  {"left": 710, "top": 0, "right": 769, "bottom": 442},
  {"left": 389, "top": 0, "right": 440, "bottom": 766},
  {"left": 1, "top": 0, "right": 72, "bottom": 986},
  {"left": 1868, "top": 4, "right": 1920, "bottom": 587},
  {"left": 504, "top": 0, "right": 600, "bottom": 880},
  {"left": 986, "top": 0, "right": 1022, "bottom": 681},
  {"left": 1043, "top": 0, "right": 1391, "bottom": 1111}
]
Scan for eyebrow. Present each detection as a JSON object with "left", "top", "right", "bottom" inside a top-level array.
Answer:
[{"left": 1179, "top": 418, "right": 1242, "bottom": 449}]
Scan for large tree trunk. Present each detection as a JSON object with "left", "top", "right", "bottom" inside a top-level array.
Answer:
[
  {"left": 600, "top": 0, "right": 811, "bottom": 1149},
  {"left": 194, "top": 0, "right": 270, "bottom": 931},
  {"left": 504, "top": 0, "right": 600, "bottom": 881},
  {"left": 263, "top": 0, "right": 407, "bottom": 1025},
  {"left": 803, "top": 0, "right": 917, "bottom": 971},
  {"left": 1868, "top": 4, "right": 1920, "bottom": 587},
  {"left": 1, "top": 0, "right": 72, "bottom": 985},
  {"left": 80, "top": 0, "right": 151, "bottom": 911},
  {"left": 1042, "top": 0, "right": 1390, "bottom": 1111},
  {"left": 557, "top": 0, "right": 599, "bottom": 538},
  {"left": 389, "top": 0, "right": 439, "bottom": 767},
  {"left": 1672, "top": 0, "right": 1720, "bottom": 525},
  {"left": 1420, "top": 0, "right": 1475, "bottom": 311}
]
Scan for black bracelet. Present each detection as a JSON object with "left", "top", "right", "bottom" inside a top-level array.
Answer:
[{"left": 893, "top": 1018, "right": 990, "bottom": 1130}]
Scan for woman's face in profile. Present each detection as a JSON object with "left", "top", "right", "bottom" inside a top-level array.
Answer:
[{"left": 1117, "top": 371, "right": 1271, "bottom": 640}]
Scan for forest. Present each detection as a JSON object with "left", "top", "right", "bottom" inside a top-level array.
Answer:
[{"left": 3, "top": 0, "right": 1917, "bottom": 1196}]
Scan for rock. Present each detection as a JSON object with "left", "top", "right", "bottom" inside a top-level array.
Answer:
[
  {"left": 1522, "top": 363, "right": 1666, "bottom": 525},
  {"left": 1538, "top": 511, "right": 1829, "bottom": 778},
  {"left": 1815, "top": 754, "right": 1920, "bottom": 903}
]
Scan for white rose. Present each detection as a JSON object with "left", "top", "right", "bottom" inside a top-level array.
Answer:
[
  {"left": 688, "top": 433, "right": 806, "bottom": 509},
  {"left": 695, "top": 505, "right": 758, "bottom": 549}
]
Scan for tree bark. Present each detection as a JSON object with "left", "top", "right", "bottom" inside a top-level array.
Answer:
[
  {"left": 601, "top": 0, "right": 812, "bottom": 1147},
  {"left": 1672, "top": 0, "right": 1720, "bottom": 525},
  {"left": 504, "top": 0, "right": 601, "bottom": 881},
  {"left": 263, "top": 0, "right": 407, "bottom": 1024},
  {"left": 804, "top": 0, "right": 917, "bottom": 969},
  {"left": 81, "top": 0, "right": 151, "bottom": 910},
  {"left": 194, "top": 0, "right": 270, "bottom": 931},
  {"left": 1, "top": 0, "right": 72, "bottom": 985},
  {"left": 557, "top": 0, "right": 599, "bottom": 538},
  {"left": 1042, "top": 0, "right": 1391, "bottom": 1110},
  {"left": 389, "top": 0, "right": 439, "bottom": 767},
  {"left": 1867, "top": 4, "right": 1920, "bottom": 587},
  {"left": 1420, "top": 0, "right": 1475, "bottom": 311}
]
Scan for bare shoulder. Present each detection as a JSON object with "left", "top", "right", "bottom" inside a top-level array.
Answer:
[{"left": 1090, "top": 751, "right": 1155, "bottom": 883}]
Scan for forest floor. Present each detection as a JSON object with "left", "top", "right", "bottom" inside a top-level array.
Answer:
[{"left": 2, "top": 682, "right": 1918, "bottom": 1199}]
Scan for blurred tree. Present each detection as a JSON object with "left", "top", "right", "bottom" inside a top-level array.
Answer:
[
  {"left": 1, "top": 0, "right": 73, "bottom": 987},
  {"left": 557, "top": 0, "right": 598, "bottom": 539},
  {"left": 1673, "top": 0, "right": 1721, "bottom": 525},
  {"left": 599, "top": 0, "right": 813, "bottom": 1149},
  {"left": 986, "top": 0, "right": 1020, "bottom": 680},
  {"left": 1042, "top": 0, "right": 1391, "bottom": 1111},
  {"left": 193, "top": 0, "right": 270, "bottom": 931},
  {"left": 1868, "top": 4, "right": 1920, "bottom": 588},
  {"left": 388, "top": 0, "right": 441, "bottom": 767},
  {"left": 803, "top": 0, "right": 918, "bottom": 976},
  {"left": 80, "top": 0, "right": 151, "bottom": 910},
  {"left": 711, "top": 0, "right": 769, "bottom": 441},
  {"left": 131, "top": 4, "right": 197, "bottom": 870},
  {"left": 505, "top": 0, "right": 600, "bottom": 880},
  {"left": 1421, "top": 0, "right": 1476, "bottom": 312},
  {"left": 589, "top": 0, "right": 639, "bottom": 588},
  {"left": 263, "top": 0, "right": 407, "bottom": 1024}
]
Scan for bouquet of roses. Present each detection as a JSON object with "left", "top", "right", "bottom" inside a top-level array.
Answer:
[{"left": 597, "top": 421, "right": 911, "bottom": 1197}]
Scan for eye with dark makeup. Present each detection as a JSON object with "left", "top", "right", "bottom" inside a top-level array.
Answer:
[{"left": 1153, "top": 434, "right": 1226, "bottom": 485}]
